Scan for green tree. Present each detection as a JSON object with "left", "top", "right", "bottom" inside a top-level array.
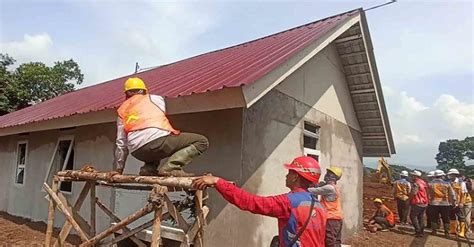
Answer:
[
  {"left": 0, "top": 53, "right": 83, "bottom": 115},
  {"left": 435, "top": 137, "right": 474, "bottom": 172}
]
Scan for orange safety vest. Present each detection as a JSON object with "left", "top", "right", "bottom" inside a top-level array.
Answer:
[
  {"left": 451, "top": 180, "right": 464, "bottom": 204},
  {"left": 320, "top": 185, "right": 343, "bottom": 220},
  {"left": 117, "top": 94, "right": 178, "bottom": 134},
  {"left": 382, "top": 205, "right": 395, "bottom": 226},
  {"left": 393, "top": 179, "right": 411, "bottom": 201},
  {"left": 429, "top": 179, "right": 452, "bottom": 204},
  {"left": 464, "top": 192, "right": 472, "bottom": 204}
]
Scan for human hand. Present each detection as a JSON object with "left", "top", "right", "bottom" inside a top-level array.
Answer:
[
  {"left": 192, "top": 175, "right": 220, "bottom": 190},
  {"left": 171, "top": 130, "right": 181, "bottom": 135},
  {"left": 106, "top": 169, "right": 123, "bottom": 181}
]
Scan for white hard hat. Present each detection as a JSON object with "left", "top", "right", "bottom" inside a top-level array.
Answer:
[
  {"left": 447, "top": 168, "right": 460, "bottom": 175},
  {"left": 400, "top": 171, "right": 409, "bottom": 177},
  {"left": 411, "top": 170, "right": 422, "bottom": 177},
  {"left": 435, "top": 170, "right": 446, "bottom": 177},
  {"left": 427, "top": 171, "right": 435, "bottom": 177}
]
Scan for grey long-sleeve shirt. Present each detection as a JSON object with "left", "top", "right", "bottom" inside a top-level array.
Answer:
[
  {"left": 308, "top": 183, "right": 338, "bottom": 202},
  {"left": 114, "top": 95, "right": 170, "bottom": 170}
]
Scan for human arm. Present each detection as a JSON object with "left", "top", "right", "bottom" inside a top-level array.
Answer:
[
  {"left": 114, "top": 118, "right": 129, "bottom": 174},
  {"left": 308, "top": 184, "right": 336, "bottom": 196},
  {"left": 192, "top": 175, "right": 291, "bottom": 218}
]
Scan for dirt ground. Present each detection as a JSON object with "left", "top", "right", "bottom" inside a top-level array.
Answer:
[
  {"left": 344, "top": 180, "right": 474, "bottom": 246},
  {"left": 0, "top": 211, "right": 80, "bottom": 246}
]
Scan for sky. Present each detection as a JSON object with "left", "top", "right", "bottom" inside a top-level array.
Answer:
[{"left": 1, "top": 0, "right": 473, "bottom": 170}]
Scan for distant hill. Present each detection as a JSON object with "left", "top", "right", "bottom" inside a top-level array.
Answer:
[{"left": 364, "top": 163, "right": 427, "bottom": 181}]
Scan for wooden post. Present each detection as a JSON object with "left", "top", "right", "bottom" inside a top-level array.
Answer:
[
  {"left": 89, "top": 182, "right": 96, "bottom": 238},
  {"left": 150, "top": 185, "right": 167, "bottom": 247},
  {"left": 43, "top": 183, "right": 90, "bottom": 242},
  {"left": 55, "top": 182, "right": 91, "bottom": 247},
  {"left": 45, "top": 177, "right": 59, "bottom": 247},
  {"left": 100, "top": 219, "right": 154, "bottom": 246},
  {"left": 194, "top": 190, "right": 204, "bottom": 247}
]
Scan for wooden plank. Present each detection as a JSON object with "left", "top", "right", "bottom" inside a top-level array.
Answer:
[
  {"left": 43, "top": 183, "right": 89, "bottom": 242},
  {"left": 45, "top": 179, "right": 59, "bottom": 247},
  {"left": 89, "top": 182, "right": 96, "bottom": 238},
  {"left": 95, "top": 199, "right": 147, "bottom": 247},
  {"left": 55, "top": 182, "right": 91, "bottom": 247},
  {"left": 150, "top": 186, "right": 167, "bottom": 247},
  {"left": 79, "top": 203, "right": 154, "bottom": 246},
  {"left": 56, "top": 170, "right": 196, "bottom": 189},
  {"left": 164, "top": 193, "right": 190, "bottom": 232}
]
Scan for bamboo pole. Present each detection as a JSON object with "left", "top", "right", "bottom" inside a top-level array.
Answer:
[
  {"left": 95, "top": 199, "right": 147, "bottom": 247},
  {"left": 79, "top": 203, "right": 154, "bottom": 246},
  {"left": 56, "top": 193, "right": 92, "bottom": 236},
  {"left": 55, "top": 182, "right": 91, "bottom": 247},
  {"left": 56, "top": 170, "right": 196, "bottom": 189},
  {"left": 164, "top": 193, "right": 190, "bottom": 232},
  {"left": 89, "top": 182, "right": 96, "bottom": 238},
  {"left": 45, "top": 178, "right": 59, "bottom": 247},
  {"left": 43, "top": 183, "right": 89, "bottom": 242}
]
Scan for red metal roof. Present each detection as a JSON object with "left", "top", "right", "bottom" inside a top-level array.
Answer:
[{"left": 0, "top": 10, "right": 358, "bottom": 129}]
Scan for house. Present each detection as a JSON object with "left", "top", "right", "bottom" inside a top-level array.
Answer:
[{"left": 0, "top": 9, "right": 395, "bottom": 246}]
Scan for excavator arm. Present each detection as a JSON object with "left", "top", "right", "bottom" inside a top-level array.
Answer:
[{"left": 376, "top": 157, "right": 392, "bottom": 185}]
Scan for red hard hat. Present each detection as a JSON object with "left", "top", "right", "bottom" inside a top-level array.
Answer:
[{"left": 284, "top": 156, "right": 321, "bottom": 183}]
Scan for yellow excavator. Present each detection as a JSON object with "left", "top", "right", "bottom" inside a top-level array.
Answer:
[{"left": 375, "top": 157, "right": 393, "bottom": 185}]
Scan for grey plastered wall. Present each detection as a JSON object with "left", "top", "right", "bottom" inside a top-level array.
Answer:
[
  {"left": 206, "top": 43, "right": 363, "bottom": 246},
  {"left": 0, "top": 123, "right": 117, "bottom": 232}
]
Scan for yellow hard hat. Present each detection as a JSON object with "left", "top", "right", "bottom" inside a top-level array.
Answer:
[
  {"left": 327, "top": 167, "right": 343, "bottom": 179},
  {"left": 124, "top": 77, "right": 147, "bottom": 92},
  {"left": 373, "top": 198, "right": 383, "bottom": 204}
]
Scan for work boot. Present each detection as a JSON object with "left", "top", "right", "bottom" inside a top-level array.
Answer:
[
  {"left": 139, "top": 163, "right": 159, "bottom": 176},
  {"left": 449, "top": 220, "right": 458, "bottom": 234},
  {"left": 431, "top": 223, "right": 438, "bottom": 235},
  {"left": 159, "top": 144, "right": 201, "bottom": 174},
  {"left": 458, "top": 222, "right": 466, "bottom": 238}
]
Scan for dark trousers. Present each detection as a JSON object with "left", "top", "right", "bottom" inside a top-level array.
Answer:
[
  {"left": 449, "top": 205, "right": 465, "bottom": 221},
  {"left": 430, "top": 205, "right": 450, "bottom": 232},
  {"left": 132, "top": 132, "right": 209, "bottom": 166},
  {"left": 410, "top": 205, "right": 426, "bottom": 234},
  {"left": 374, "top": 216, "right": 391, "bottom": 229},
  {"left": 396, "top": 198, "right": 410, "bottom": 223},
  {"left": 325, "top": 219, "right": 342, "bottom": 247}
]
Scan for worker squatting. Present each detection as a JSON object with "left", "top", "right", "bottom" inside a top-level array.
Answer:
[
  {"left": 110, "top": 77, "right": 346, "bottom": 247},
  {"left": 370, "top": 169, "right": 472, "bottom": 239}
]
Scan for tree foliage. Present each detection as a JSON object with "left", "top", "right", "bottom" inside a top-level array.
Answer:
[
  {"left": 0, "top": 53, "right": 83, "bottom": 115},
  {"left": 436, "top": 137, "right": 474, "bottom": 173}
]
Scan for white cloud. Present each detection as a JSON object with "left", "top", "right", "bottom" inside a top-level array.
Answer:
[
  {"left": 434, "top": 94, "right": 474, "bottom": 129},
  {"left": 1, "top": 33, "right": 54, "bottom": 65},
  {"left": 396, "top": 91, "right": 428, "bottom": 118},
  {"left": 397, "top": 134, "right": 423, "bottom": 144},
  {"left": 382, "top": 87, "right": 473, "bottom": 168}
]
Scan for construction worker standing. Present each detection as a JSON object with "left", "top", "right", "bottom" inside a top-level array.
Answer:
[
  {"left": 309, "top": 167, "right": 343, "bottom": 247},
  {"left": 461, "top": 175, "right": 472, "bottom": 234},
  {"left": 447, "top": 168, "right": 468, "bottom": 237},
  {"left": 192, "top": 156, "right": 327, "bottom": 247},
  {"left": 112, "top": 77, "right": 209, "bottom": 176},
  {"left": 408, "top": 170, "right": 429, "bottom": 238},
  {"left": 428, "top": 170, "right": 455, "bottom": 237},
  {"left": 425, "top": 171, "right": 436, "bottom": 229},
  {"left": 392, "top": 171, "right": 411, "bottom": 225}
]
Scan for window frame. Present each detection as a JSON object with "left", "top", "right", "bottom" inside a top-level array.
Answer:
[
  {"left": 302, "top": 121, "right": 321, "bottom": 161},
  {"left": 14, "top": 140, "right": 28, "bottom": 186},
  {"left": 43, "top": 135, "right": 75, "bottom": 194}
]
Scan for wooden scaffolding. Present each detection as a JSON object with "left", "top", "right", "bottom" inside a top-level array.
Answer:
[{"left": 43, "top": 169, "right": 209, "bottom": 247}]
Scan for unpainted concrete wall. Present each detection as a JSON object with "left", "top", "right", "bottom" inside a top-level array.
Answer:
[
  {"left": 205, "top": 44, "right": 363, "bottom": 247},
  {"left": 0, "top": 123, "right": 117, "bottom": 232}
]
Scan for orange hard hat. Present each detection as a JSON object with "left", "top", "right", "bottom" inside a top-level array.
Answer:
[{"left": 284, "top": 156, "right": 321, "bottom": 183}]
